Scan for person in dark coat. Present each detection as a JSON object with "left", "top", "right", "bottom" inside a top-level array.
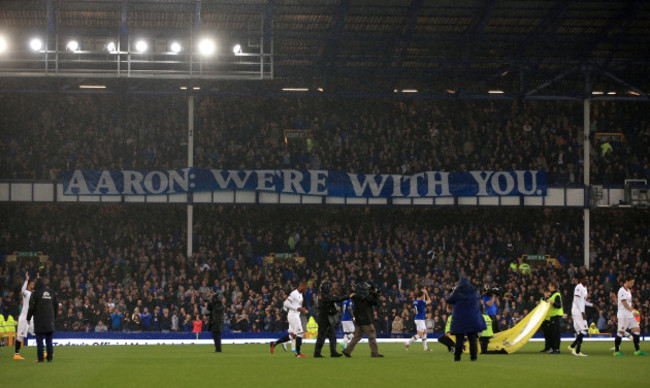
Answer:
[
  {"left": 446, "top": 277, "right": 487, "bottom": 361},
  {"left": 342, "top": 281, "right": 383, "bottom": 358},
  {"left": 209, "top": 294, "right": 225, "bottom": 352},
  {"left": 313, "top": 281, "right": 353, "bottom": 358},
  {"left": 26, "top": 278, "right": 58, "bottom": 362}
]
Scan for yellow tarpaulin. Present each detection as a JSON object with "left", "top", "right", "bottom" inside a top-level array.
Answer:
[
  {"left": 487, "top": 301, "right": 550, "bottom": 354},
  {"left": 453, "top": 301, "right": 550, "bottom": 354}
]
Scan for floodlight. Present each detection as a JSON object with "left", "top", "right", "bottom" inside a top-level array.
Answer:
[
  {"left": 0, "top": 36, "right": 7, "bottom": 53},
  {"left": 30, "top": 38, "right": 43, "bottom": 51},
  {"left": 233, "top": 44, "right": 242, "bottom": 55},
  {"left": 134, "top": 40, "right": 148, "bottom": 53},
  {"left": 66, "top": 40, "right": 79, "bottom": 52},
  {"left": 106, "top": 41, "right": 117, "bottom": 53},
  {"left": 170, "top": 41, "right": 182, "bottom": 53},
  {"left": 198, "top": 38, "right": 215, "bottom": 56}
]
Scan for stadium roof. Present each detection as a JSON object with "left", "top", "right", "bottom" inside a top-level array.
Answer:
[{"left": 0, "top": 0, "right": 649, "bottom": 100}]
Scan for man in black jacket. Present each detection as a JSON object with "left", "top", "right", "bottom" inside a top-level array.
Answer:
[
  {"left": 342, "top": 281, "right": 383, "bottom": 358},
  {"left": 313, "top": 281, "right": 353, "bottom": 358},
  {"left": 26, "top": 278, "right": 58, "bottom": 363},
  {"left": 209, "top": 294, "right": 225, "bottom": 352}
]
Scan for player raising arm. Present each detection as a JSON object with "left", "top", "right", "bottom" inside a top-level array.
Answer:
[{"left": 14, "top": 272, "right": 36, "bottom": 360}]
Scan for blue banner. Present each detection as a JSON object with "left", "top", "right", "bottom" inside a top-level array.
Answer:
[{"left": 63, "top": 168, "right": 546, "bottom": 197}]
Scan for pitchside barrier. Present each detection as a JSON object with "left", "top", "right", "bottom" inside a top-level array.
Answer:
[{"left": 22, "top": 331, "right": 645, "bottom": 347}]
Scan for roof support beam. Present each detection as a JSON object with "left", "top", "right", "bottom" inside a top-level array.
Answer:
[
  {"left": 194, "top": 0, "right": 202, "bottom": 35},
  {"left": 520, "top": 0, "right": 569, "bottom": 68},
  {"left": 598, "top": 0, "right": 643, "bottom": 68},
  {"left": 322, "top": 0, "right": 349, "bottom": 88},
  {"left": 462, "top": 0, "right": 497, "bottom": 62},
  {"left": 388, "top": 0, "right": 423, "bottom": 91}
]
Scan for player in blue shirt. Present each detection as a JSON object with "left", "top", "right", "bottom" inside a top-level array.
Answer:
[
  {"left": 340, "top": 299, "right": 354, "bottom": 350},
  {"left": 405, "top": 288, "right": 431, "bottom": 351}
]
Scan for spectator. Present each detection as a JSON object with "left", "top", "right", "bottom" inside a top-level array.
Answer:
[{"left": 95, "top": 320, "right": 108, "bottom": 332}]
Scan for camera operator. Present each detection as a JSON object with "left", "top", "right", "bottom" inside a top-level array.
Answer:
[
  {"left": 482, "top": 285, "right": 501, "bottom": 333},
  {"left": 209, "top": 294, "right": 225, "bottom": 353},
  {"left": 342, "top": 282, "right": 383, "bottom": 358},
  {"left": 313, "top": 281, "right": 353, "bottom": 358}
]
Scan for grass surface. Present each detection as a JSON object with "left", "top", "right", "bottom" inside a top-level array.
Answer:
[{"left": 2, "top": 341, "right": 649, "bottom": 387}]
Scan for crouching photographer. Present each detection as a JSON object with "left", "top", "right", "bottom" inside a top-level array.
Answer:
[{"left": 342, "top": 281, "right": 383, "bottom": 358}]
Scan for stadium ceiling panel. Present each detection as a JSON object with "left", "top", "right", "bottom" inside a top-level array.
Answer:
[{"left": 0, "top": 0, "right": 648, "bottom": 100}]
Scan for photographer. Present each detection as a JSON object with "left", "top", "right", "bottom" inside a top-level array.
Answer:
[
  {"left": 342, "top": 282, "right": 383, "bottom": 358},
  {"left": 482, "top": 285, "right": 501, "bottom": 333},
  {"left": 209, "top": 294, "right": 225, "bottom": 353},
  {"left": 313, "top": 281, "right": 353, "bottom": 358}
]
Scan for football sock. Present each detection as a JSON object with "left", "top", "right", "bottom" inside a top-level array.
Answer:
[
  {"left": 15, "top": 340, "right": 22, "bottom": 354},
  {"left": 575, "top": 333, "right": 584, "bottom": 353},
  {"left": 632, "top": 334, "right": 640, "bottom": 351},
  {"left": 615, "top": 335, "right": 622, "bottom": 352},
  {"left": 422, "top": 337, "right": 428, "bottom": 349},
  {"left": 275, "top": 335, "right": 290, "bottom": 346},
  {"left": 343, "top": 333, "right": 352, "bottom": 346},
  {"left": 291, "top": 338, "right": 296, "bottom": 351},
  {"left": 408, "top": 335, "right": 420, "bottom": 344},
  {"left": 295, "top": 337, "right": 303, "bottom": 354}
]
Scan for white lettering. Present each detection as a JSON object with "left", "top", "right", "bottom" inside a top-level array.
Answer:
[
  {"left": 210, "top": 170, "right": 253, "bottom": 189},
  {"left": 168, "top": 169, "right": 190, "bottom": 193},
  {"left": 490, "top": 171, "right": 515, "bottom": 195},
  {"left": 256, "top": 170, "right": 278, "bottom": 191},
  {"left": 391, "top": 175, "right": 405, "bottom": 197},
  {"left": 469, "top": 171, "right": 494, "bottom": 196},
  {"left": 143, "top": 171, "right": 168, "bottom": 194},
  {"left": 283, "top": 170, "right": 305, "bottom": 194},
  {"left": 425, "top": 172, "right": 451, "bottom": 196},
  {"left": 308, "top": 170, "right": 328, "bottom": 195},
  {"left": 515, "top": 170, "right": 539, "bottom": 195},
  {"left": 348, "top": 173, "right": 390, "bottom": 197},
  {"left": 93, "top": 171, "right": 119, "bottom": 195},
  {"left": 64, "top": 170, "right": 91, "bottom": 195},
  {"left": 123, "top": 171, "right": 146, "bottom": 195}
]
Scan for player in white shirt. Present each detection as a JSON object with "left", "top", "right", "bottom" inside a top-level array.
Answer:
[
  {"left": 270, "top": 281, "right": 309, "bottom": 358},
  {"left": 14, "top": 272, "right": 36, "bottom": 360},
  {"left": 614, "top": 275, "right": 647, "bottom": 356},
  {"left": 568, "top": 275, "right": 592, "bottom": 356}
]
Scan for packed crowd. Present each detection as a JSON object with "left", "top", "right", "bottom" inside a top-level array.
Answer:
[
  {"left": 1, "top": 94, "right": 648, "bottom": 185},
  {"left": 0, "top": 205, "right": 648, "bottom": 337}
]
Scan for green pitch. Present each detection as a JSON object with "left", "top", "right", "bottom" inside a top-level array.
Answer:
[{"left": 2, "top": 342, "right": 649, "bottom": 387}]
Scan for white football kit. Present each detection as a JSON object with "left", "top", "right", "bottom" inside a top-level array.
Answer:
[
  {"left": 617, "top": 286, "right": 639, "bottom": 332},
  {"left": 16, "top": 280, "right": 35, "bottom": 341},
  {"left": 571, "top": 283, "right": 592, "bottom": 334},
  {"left": 284, "top": 289, "right": 304, "bottom": 336}
]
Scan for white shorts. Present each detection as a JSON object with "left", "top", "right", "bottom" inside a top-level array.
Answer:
[
  {"left": 341, "top": 320, "right": 355, "bottom": 334},
  {"left": 287, "top": 313, "right": 303, "bottom": 336},
  {"left": 17, "top": 316, "right": 35, "bottom": 341},
  {"left": 617, "top": 316, "right": 640, "bottom": 333},
  {"left": 572, "top": 314, "right": 588, "bottom": 334},
  {"left": 415, "top": 319, "right": 426, "bottom": 332}
]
